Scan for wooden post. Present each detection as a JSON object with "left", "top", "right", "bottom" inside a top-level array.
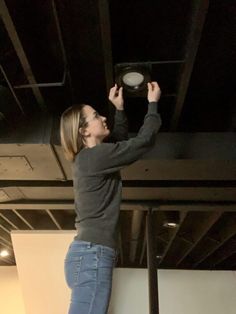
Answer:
[{"left": 146, "top": 209, "right": 159, "bottom": 313}]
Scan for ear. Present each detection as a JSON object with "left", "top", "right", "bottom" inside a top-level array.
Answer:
[{"left": 79, "top": 127, "right": 90, "bottom": 137}]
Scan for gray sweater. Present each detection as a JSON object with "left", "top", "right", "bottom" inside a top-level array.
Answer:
[{"left": 72, "top": 102, "right": 162, "bottom": 249}]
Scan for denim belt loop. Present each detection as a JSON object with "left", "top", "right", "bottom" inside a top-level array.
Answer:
[{"left": 86, "top": 242, "right": 92, "bottom": 249}]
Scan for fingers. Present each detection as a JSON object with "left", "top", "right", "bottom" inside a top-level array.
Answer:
[
  {"left": 108, "top": 84, "right": 124, "bottom": 109},
  {"left": 109, "top": 84, "right": 122, "bottom": 100},
  {"left": 118, "top": 86, "right": 123, "bottom": 98},
  {"left": 147, "top": 81, "right": 159, "bottom": 90},
  {"left": 147, "top": 81, "right": 161, "bottom": 102},
  {"left": 109, "top": 85, "right": 117, "bottom": 100}
]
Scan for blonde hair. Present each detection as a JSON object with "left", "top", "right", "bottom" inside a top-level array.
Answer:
[{"left": 60, "top": 104, "right": 87, "bottom": 162}]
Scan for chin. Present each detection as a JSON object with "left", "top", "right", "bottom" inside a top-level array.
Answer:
[{"left": 103, "top": 130, "right": 110, "bottom": 140}]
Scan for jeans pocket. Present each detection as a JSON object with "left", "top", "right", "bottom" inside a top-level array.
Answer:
[
  {"left": 64, "top": 256, "right": 83, "bottom": 289},
  {"left": 103, "top": 249, "right": 117, "bottom": 266}
]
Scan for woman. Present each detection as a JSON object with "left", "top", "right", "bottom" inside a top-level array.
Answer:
[{"left": 60, "top": 81, "right": 162, "bottom": 314}]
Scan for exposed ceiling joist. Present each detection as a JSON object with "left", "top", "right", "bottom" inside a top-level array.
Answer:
[
  {"left": 2, "top": 179, "right": 236, "bottom": 188},
  {"left": 98, "top": 0, "right": 114, "bottom": 95},
  {"left": 0, "top": 64, "right": 25, "bottom": 114},
  {"left": 46, "top": 209, "right": 62, "bottom": 230},
  {"left": 204, "top": 238, "right": 236, "bottom": 268},
  {"left": 12, "top": 209, "right": 34, "bottom": 229},
  {"left": 0, "top": 222, "right": 10, "bottom": 234},
  {"left": 158, "top": 211, "right": 188, "bottom": 266},
  {"left": 0, "top": 0, "right": 45, "bottom": 109},
  {"left": 0, "top": 212, "right": 18, "bottom": 229},
  {"left": 176, "top": 211, "right": 222, "bottom": 266},
  {"left": 170, "top": 0, "right": 209, "bottom": 130},
  {"left": 1, "top": 200, "right": 236, "bottom": 211},
  {"left": 192, "top": 215, "right": 236, "bottom": 268}
]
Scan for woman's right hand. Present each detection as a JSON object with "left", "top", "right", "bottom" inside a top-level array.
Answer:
[
  {"left": 109, "top": 84, "right": 124, "bottom": 110},
  {"left": 147, "top": 82, "right": 161, "bottom": 103}
]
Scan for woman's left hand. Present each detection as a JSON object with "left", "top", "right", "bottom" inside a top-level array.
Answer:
[{"left": 108, "top": 84, "right": 124, "bottom": 110}]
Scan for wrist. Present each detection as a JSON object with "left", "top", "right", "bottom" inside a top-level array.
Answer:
[
  {"left": 148, "top": 99, "right": 158, "bottom": 103},
  {"left": 114, "top": 103, "right": 124, "bottom": 110}
]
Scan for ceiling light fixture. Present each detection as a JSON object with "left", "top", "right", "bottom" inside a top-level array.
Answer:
[
  {"left": 115, "top": 64, "right": 151, "bottom": 96},
  {"left": 0, "top": 249, "right": 9, "bottom": 257},
  {"left": 162, "top": 211, "right": 180, "bottom": 229},
  {"left": 122, "top": 72, "right": 144, "bottom": 88},
  {"left": 163, "top": 221, "right": 179, "bottom": 229}
]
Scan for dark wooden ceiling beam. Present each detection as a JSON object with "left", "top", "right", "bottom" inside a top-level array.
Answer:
[
  {"left": 156, "top": 203, "right": 236, "bottom": 213},
  {"left": 18, "top": 210, "right": 59, "bottom": 230},
  {"left": 49, "top": 210, "right": 75, "bottom": 230},
  {"left": 45, "top": 209, "right": 62, "bottom": 230},
  {"left": 0, "top": 212, "right": 18, "bottom": 229},
  {"left": 0, "top": 210, "right": 31, "bottom": 229},
  {"left": 0, "top": 64, "right": 25, "bottom": 115},
  {"left": 98, "top": 0, "right": 114, "bottom": 95},
  {"left": 1, "top": 200, "right": 236, "bottom": 211},
  {"left": 176, "top": 211, "right": 222, "bottom": 266},
  {"left": 54, "top": 0, "right": 109, "bottom": 109},
  {"left": 0, "top": 0, "right": 45, "bottom": 109},
  {"left": 12, "top": 209, "right": 34, "bottom": 230},
  {"left": 170, "top": 0, "right": 209, "bottom": 130},
  {"left": 0, "top": 218, "right": 11, "bottom": 234},
  {"left": 2, "top": 180, "right": 236, "bottom": 188},
  {"left": 51, "top": 0, "right": 73, "bottom": 98},
  {"left": 0, "top": 227, "right": 11, "bottom": 244}
]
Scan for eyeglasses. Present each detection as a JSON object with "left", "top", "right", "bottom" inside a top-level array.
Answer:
[{"left": 85, "top": 111, "right": 102, "bottom": 124}]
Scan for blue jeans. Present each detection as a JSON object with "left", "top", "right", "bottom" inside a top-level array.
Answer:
[{"left": 64, "top": 240, "right": 117, "bottom": 314}]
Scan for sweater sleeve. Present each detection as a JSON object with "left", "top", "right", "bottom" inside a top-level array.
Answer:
[
  {"left": 88, "top": 102, "right": 161, "bottom": 174},
  {"left": 108, "top": 109, "right": 129, "bottom": 142}
]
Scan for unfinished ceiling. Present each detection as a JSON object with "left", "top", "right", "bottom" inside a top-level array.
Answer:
[{"left": 0, "top": 0, "right": 236, "bottom": 269}]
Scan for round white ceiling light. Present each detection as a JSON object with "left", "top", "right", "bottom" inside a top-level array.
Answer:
[
  {"left": 0, "top": 249, "right": 9, "bottom": 257},
  {"left": 122, "top": 72, "right": 144, "bottom": 87},
  {"left": 163, "top": 222, "right": 178, "bottom": 228}
]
